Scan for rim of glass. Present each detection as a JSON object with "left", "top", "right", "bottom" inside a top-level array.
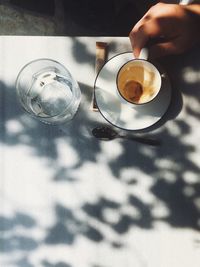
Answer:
[{"left": 15, "top": 58, "right": 81, "bottom": 119}]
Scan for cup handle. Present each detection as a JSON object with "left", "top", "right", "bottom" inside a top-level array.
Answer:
[{"left": 138, "top": 48, "right": 149, "bottom": 60}]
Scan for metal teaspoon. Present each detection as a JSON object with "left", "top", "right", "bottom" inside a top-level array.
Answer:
[{"left": 92, "top": 126, "right": 161, "bottom": 146}]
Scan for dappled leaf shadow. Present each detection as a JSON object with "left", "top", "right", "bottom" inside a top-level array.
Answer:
[
  {"left": 0, "top": 236, "right": 38, "bottom": 252},
  {"left": 151, "top": 178, "right": 200, "bottom": 229},
  {"left": 15, "top": 257, "right": 35, "bottom": 267},
  {"left": 0, "top": 212, "right": 38, "bottom": 253},
  {"left": 71, "top": 37, "right": 95, "bottom": 65},
  {"left": 1, "top": 38, "right": 200, "bottom": 267},
  {"left": 82, "top": 198, "right": 120, "bottom": 223},
  {"left": 82, "top": 195, "right": 152, "bottom": 234},
  {"left": 0, "top": 212, "right": 36, "bottom": 231},
  {"left": 0, "top": 80, "right": 104, "bottom": 178},
  {"left": 42, "top": 260, "right": 72, "bottom": 267},
  {"left": 45, "top": 203, "right": 104, "bottom": 245}
]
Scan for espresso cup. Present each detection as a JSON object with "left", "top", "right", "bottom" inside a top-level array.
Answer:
[{"left": 116, "top": 48, "right": 161, "bottom": 105}]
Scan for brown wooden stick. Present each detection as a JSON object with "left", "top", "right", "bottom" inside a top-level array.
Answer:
[{"left": 92, "top": 42, "right": 108, "bottom": 111}]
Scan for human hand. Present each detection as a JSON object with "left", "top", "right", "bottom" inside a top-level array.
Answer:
[{"left": 129, "top": 2, "right": 200, "bottom": 58}]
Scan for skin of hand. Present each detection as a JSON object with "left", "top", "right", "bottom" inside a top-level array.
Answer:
[{"left": 129, "top": 2, "right": 200, "bottom": 58}]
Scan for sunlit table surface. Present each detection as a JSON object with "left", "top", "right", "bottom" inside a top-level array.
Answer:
[{"left": 0, "top": 36, "right": 200, "bottom": 267}]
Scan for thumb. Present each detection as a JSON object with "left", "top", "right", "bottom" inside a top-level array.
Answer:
[{"left": 129, "top": 27, "right": 149, "bottom": 58}]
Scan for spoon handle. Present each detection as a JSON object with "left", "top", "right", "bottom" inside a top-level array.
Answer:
[{"left": 122, "top": 134, "right": 161, "bottom": 146}]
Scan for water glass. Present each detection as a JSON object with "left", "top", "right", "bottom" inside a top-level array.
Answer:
[{"left": 16, "top": 59, "right": 81, "bottom": 124}]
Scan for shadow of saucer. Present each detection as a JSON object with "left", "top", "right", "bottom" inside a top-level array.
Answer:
[
  {"left": 139, "top": 85, "right": 183, "bottom": 133},
  {"left": 134, "top": 63, "right": 183, "bottom": 133}
]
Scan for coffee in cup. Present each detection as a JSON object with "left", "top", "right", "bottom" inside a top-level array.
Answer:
[{"left": 117, "top": 59, "right": 161, "bottom": 105}]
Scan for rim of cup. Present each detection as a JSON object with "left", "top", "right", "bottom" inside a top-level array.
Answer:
[{"left": 116, "top": 57, "right": 162, "bottom": 106}]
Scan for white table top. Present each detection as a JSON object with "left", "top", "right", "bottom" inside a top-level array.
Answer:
[{"left": 0, "top": 36, "right": 200, "bottom": 267}]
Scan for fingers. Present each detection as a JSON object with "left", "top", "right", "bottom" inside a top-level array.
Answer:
[
  {"left": 130, "top": 24, "right": 182, "bottom": 58},
  {"left": 129, "top": 26, "right": 149, "bottom": 58},
  {"left": 129, "top": 2, "right": 182, "bottom": 58},
  {"left": 129, "top": 18, "right": 163, "bottom": 58}
]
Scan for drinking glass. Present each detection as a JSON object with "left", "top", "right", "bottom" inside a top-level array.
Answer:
[{"left": 16, "top": 59, "right": 81, "bottom": 124}]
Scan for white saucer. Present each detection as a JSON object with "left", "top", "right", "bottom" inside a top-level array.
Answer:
[{"left": 94, "top": 52, "right": 171, "bottom": 131}]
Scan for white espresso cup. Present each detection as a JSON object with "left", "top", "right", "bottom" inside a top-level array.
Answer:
[{"left": 116, "top": 48, "right": 161, "bottom": 105}]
